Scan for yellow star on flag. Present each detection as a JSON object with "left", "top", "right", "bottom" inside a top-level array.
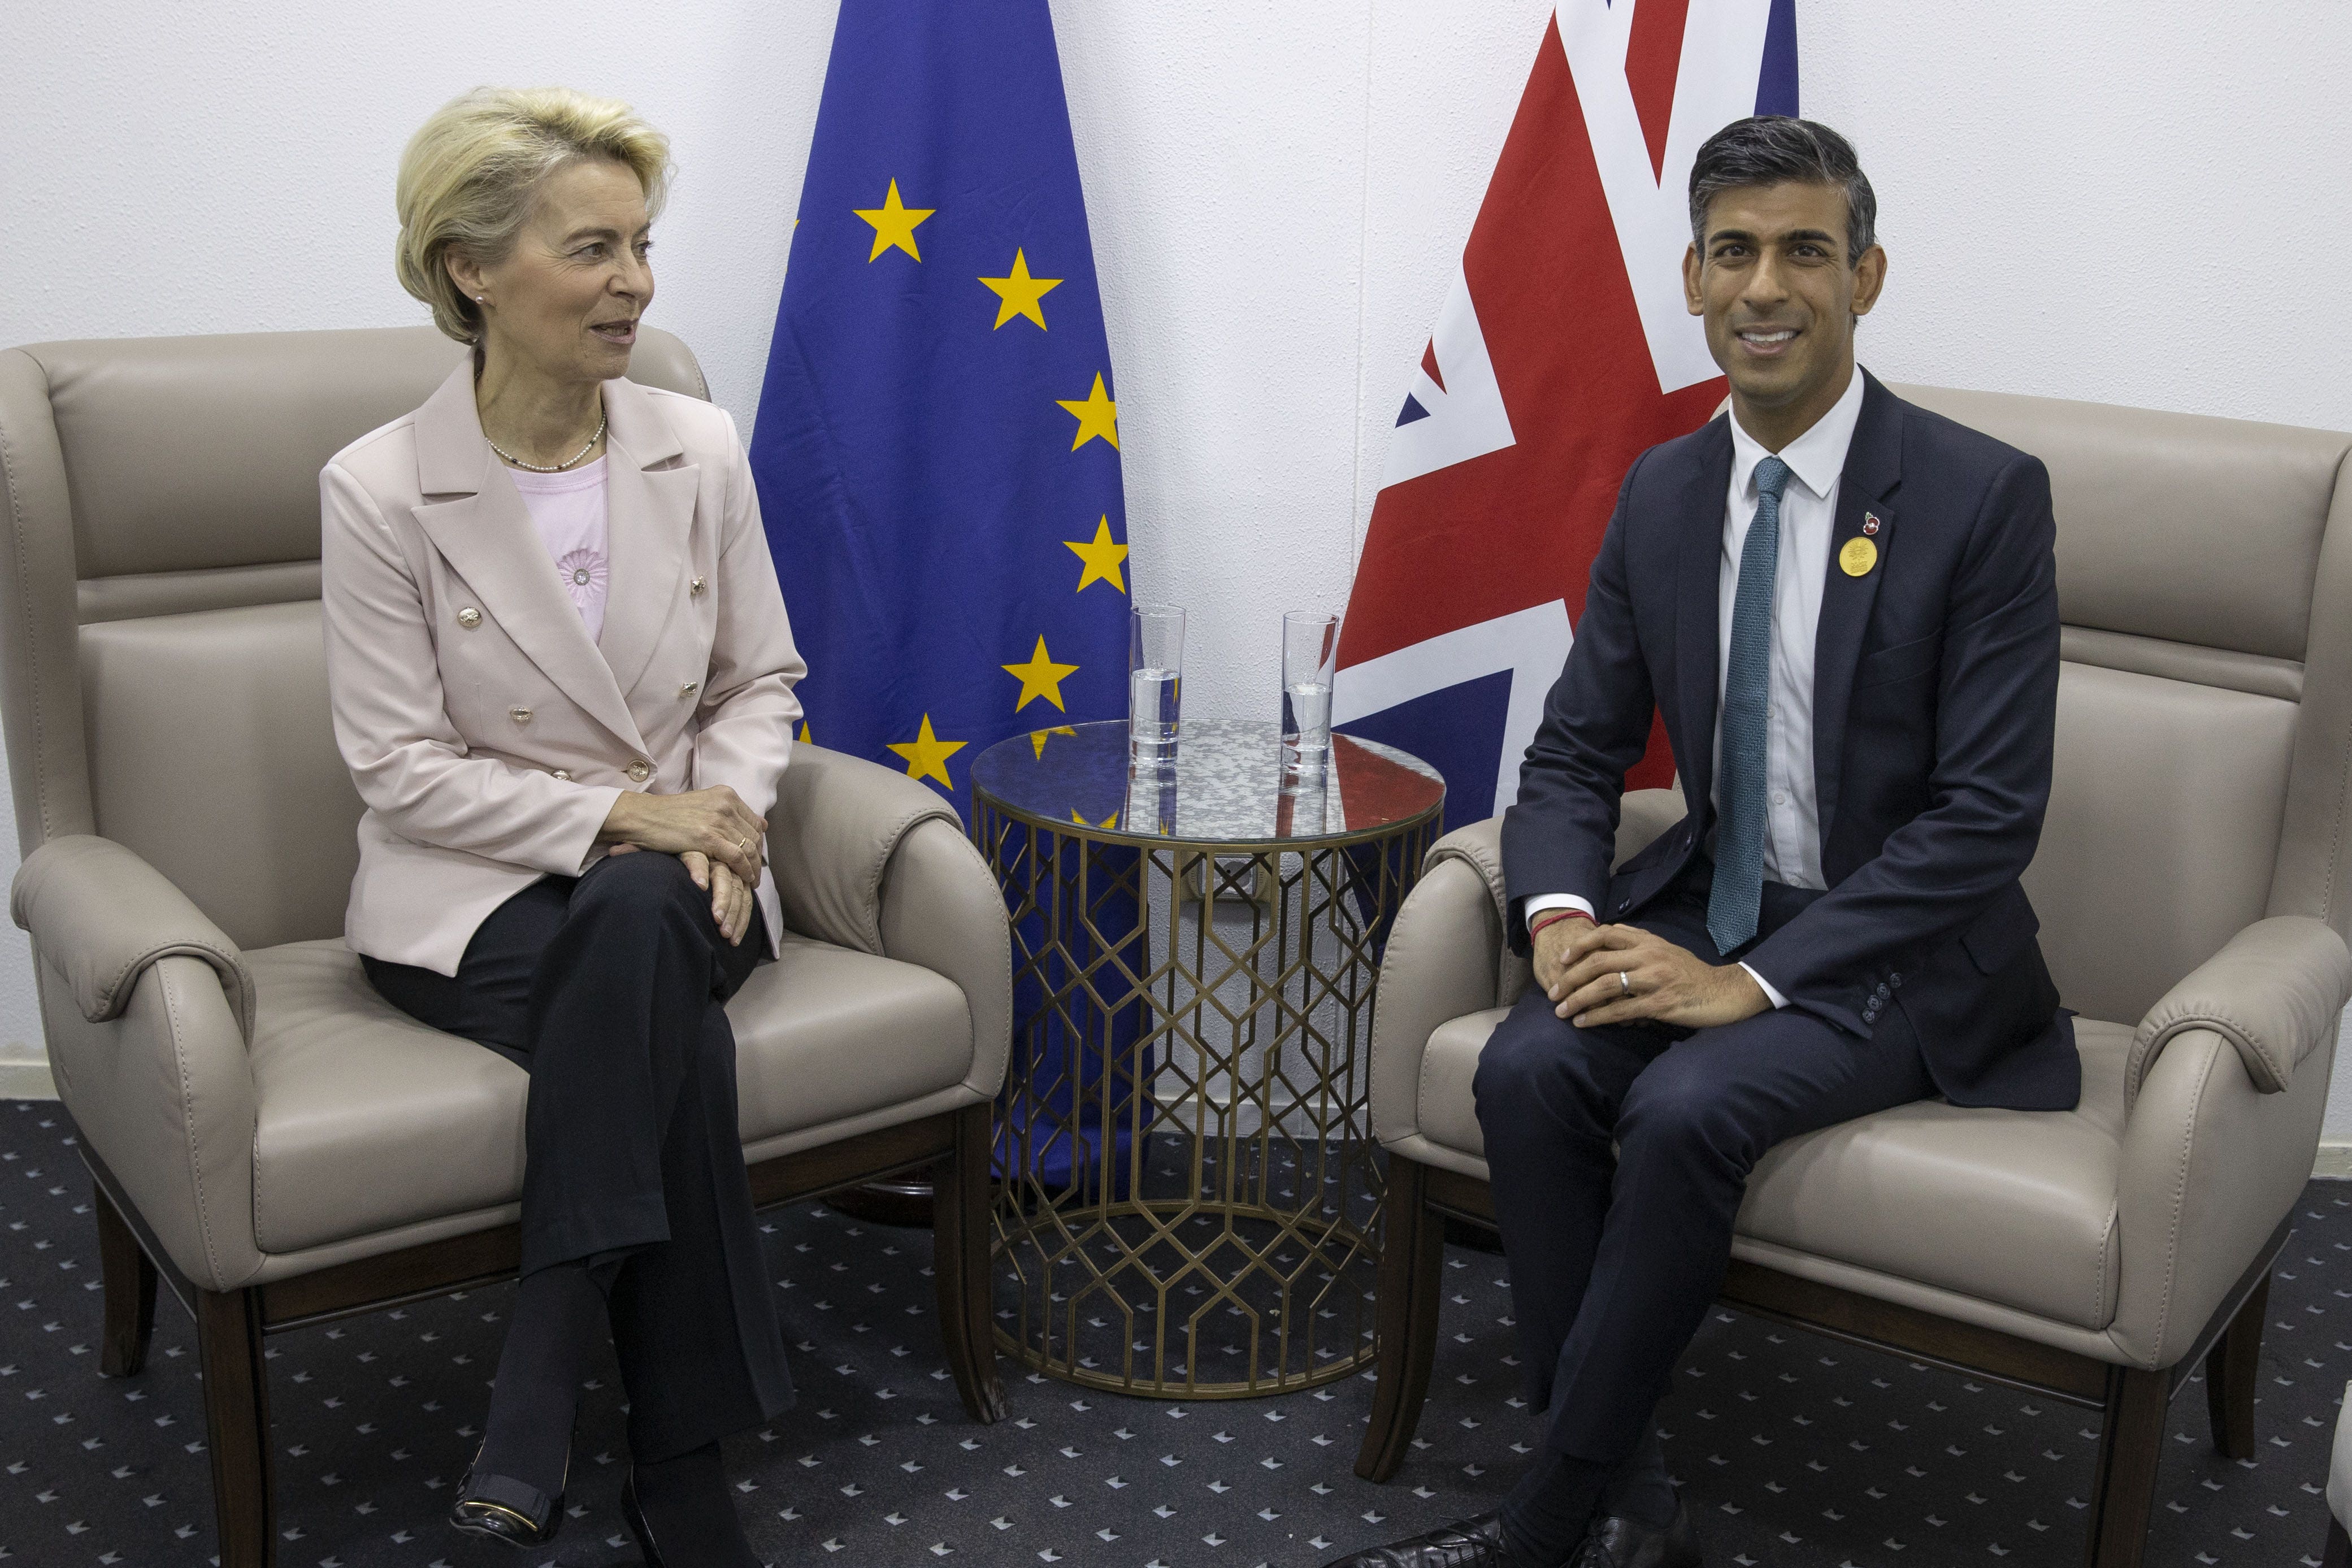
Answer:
[
  {"left": 978, "top": 249, "right": 1064, "bottom": 330},
  {"left": 797, "top": 720, "right": 813, "bottom": 743},
  {"left": 1056, "top": 373, "right": 1119, "bottom": 451},
  {"left": 1063, "top": 517, "right": 1129, "bottom": 593},
  {"left": 1002, "top": 636, "right": 1080, "bottom": 712},
  {"left": 1029, "top": 724, "right": 1077, "bottom": 759},
  {"left": 886, "top": 714, "right": 965, "bottom": 788},
  {"left": 1071, "top": 808, "right": 1121, "bottom": 829},
  {"left": 853, "top": 179, "right": 934, "bottom": 262}
]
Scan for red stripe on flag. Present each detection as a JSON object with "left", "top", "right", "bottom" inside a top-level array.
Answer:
[{"left": 1626, "top": 0, "right": 1693, "bottom": 182}]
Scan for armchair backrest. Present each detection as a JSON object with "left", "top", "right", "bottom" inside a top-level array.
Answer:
[
  {"left": 0, "top": 325, "right": 710, "bottom": 951},
  {"left": 1894, "top": 384, "right": 2352, "bottom": 1026}
]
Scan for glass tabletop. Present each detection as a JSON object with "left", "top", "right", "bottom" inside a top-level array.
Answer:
[{"left": 969, "top": 718, "right": 1444, "bottom": 846}]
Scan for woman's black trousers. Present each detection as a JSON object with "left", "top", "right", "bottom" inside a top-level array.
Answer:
[{"left": 363, "top": 850, "right": 795, "bottom": 1461}]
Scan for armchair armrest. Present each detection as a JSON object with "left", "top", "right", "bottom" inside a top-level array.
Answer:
[
  {"left": 770, "top": 745, "right": 962, "bottom": 954},
  {"left": 769, "top": 745, "right": 1012, "bottom": 1100},
  {"left": 2108, "top": 917, "right": 2349, "bottom": 1368},
  {"left": 879, "top": 819, "right": 1013, "bottom": 1100},
  {"left": 11, "top": 836, "right": 263, "bottom": 1291},
  {"left": 11, "top": 834, "right": 254, "bottom": 1041},
  {"left": 2127, "top": 915, "right": 2351, "bottom": 1101},
  {"left": 1370, "top": 848, "right": 1508, "bottom": 1153}
]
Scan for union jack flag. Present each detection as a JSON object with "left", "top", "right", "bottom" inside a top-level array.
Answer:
[{"left": 1335, "top": 0, "right": 1799, "bottom": 824}]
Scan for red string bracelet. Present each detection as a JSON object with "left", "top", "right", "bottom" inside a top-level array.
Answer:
[{"left": 1528, "top": 908, "right": 1593, "bottom": 941}]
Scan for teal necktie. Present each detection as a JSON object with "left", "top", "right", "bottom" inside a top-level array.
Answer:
[{"left": 1706, "top": 455, "right": 1793, "bottom": 955}]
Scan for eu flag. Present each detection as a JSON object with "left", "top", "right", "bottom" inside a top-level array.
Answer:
[
  {"left": 749, "top": 0, "right": 1131, "bottom": 798},
  {"left": 751, "top": 0, "right": 1141, "bottom": 1194}
]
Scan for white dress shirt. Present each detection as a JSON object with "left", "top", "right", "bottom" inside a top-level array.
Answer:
[{"left": 1527, "top": 367, "right": 1868, "bottom": 1009}]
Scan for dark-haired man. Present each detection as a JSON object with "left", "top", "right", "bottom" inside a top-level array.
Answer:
[{"left": 1328, "top": 118, "right": 2076, "bottom": 1568}]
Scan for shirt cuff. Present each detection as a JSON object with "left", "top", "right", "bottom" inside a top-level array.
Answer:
[
  {"left": 1740, "top": 962, "right": 1789, "bottom": 1010},
  {"left": 1525, "top": 893, "right": 1596, "bottom": 933}
]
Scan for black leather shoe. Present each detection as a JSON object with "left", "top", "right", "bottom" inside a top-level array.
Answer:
[
  {"left": 619, "top": 1466, "right": 666, "bottom": 1568},
  {"left": 448, "top": 1447, "right": 564, "bottom": 1549},
  {"left": 1321, "top": 1511, "right": 1516, "bottom": 1567},
  {"left": 1574, "top": 1495, "right": 1703, "bottom": 1568}
]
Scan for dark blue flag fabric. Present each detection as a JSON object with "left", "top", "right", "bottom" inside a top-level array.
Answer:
[
  {"left": 750, "top": 0, "right": 1131, "bottom": 797},
  {"left": 750, "top": 0, "right": 1141, "bottom": 1193}
]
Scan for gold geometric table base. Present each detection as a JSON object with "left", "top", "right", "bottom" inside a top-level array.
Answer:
[
  {"left": 976, "top": 788, "right": 1438, "bottom": 1398},
  {"left": 994, "top": 1190, "right": 1380, "bottom": 1399}
]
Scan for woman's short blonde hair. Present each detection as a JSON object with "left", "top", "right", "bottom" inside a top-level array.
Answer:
[{"left": 394, "top": 87, "right": 672, "bottom": 345}]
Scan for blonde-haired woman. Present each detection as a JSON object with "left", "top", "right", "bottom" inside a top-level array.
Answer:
[{"left": 321, "top": 87, "right": 801, "bottom": 1565}]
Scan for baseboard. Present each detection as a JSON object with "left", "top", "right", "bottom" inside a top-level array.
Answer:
[
  {"left": 2316, "top": 1142, "right": 2352, "bottom": 1180},
  {"left": 0, "top": 1043, "right": 55, "bottom": 1101}
]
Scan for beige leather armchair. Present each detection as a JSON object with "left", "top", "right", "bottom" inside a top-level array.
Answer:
[
  {"left": 1356, "top": 385, "right": 2352, "bottom": 1568},
  {"left": 0, "top": 327, "right": 1012, "bottom": 1567}
]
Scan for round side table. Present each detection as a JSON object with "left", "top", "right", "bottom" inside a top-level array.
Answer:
[{"left": 971, "top": 719, "right": 1443, "bottom": 1398}]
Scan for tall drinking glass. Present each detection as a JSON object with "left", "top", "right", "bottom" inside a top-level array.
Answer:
[
  {"left": 1281, "top": 611, "right": 1339, "bottom": 772},
  {"left": 1129, "top": 603, "right": 1185, "bottom": 764}
]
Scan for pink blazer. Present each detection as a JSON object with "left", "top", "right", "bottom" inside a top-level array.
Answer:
[{"left": 321, "top": 364, "right": 804, "bottom": 976}]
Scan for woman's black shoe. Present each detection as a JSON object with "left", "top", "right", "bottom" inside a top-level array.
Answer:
[
  {"left": 449, "top": 1447, "right": 565, "bottom": 1549},
  {"left": 620, "top": 1466, "right": 666, "bottom": 1567}
]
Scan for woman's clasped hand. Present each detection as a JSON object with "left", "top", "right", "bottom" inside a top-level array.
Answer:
[{"left": 598, "top": 785, "right": 767, "bottom": 945}]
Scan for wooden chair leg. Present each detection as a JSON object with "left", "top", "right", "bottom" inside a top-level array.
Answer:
[
  {"left": 94, "top": 1182, "right": 157, "bottom": 1378},
  {"left": 2202, "top": 1272, "right": 2267, "bottom": 1460},
  {"left": 197, "top": 1286, "right": 275, "bottom": 1568},
  {"left": 932, "top": 1102, "right": 1006, "bottom": 1423},
  {"left": 1355, "top": 1154, "right": 1447, "bottom": 1483},
  {"left": 2084, "top": 1365, "right": 2166, "bottom": 1568},
  {"left": 2327, "top": 1516, "right": 2351, "bottom": 1568}
]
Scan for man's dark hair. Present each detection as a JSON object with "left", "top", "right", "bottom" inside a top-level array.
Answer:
[{"left": 1689, "top": 116, "right": 1877, "bottom": 266}]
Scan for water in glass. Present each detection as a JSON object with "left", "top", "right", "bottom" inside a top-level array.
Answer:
[
  {"left": 1282, "top": 680, "right": 1332, "bottom": 762},
  {"left": 1130, "top": 667, "right": 1180, "bottom": 761},
  {"left": 1281, "top": 610, "right": 1340, "bottom": 772},
  {"left": 1130, "top": 603, "right": 1186, "bottom": 764}
]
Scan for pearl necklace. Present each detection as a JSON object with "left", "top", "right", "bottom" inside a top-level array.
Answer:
[{"left": 488, "top": 416, "right": 607, "bottom": 473}]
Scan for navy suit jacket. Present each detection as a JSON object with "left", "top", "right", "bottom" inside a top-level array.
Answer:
[{"left": 1500, "top": 371, "right": 2079, "bottom": 1111}]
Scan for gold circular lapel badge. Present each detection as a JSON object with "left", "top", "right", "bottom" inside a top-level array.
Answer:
[{"left": 1839, "top": 536, "right": 1879, "bottom": 577}]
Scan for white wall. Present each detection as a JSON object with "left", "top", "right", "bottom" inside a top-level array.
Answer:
[{"left": 4, "top": 1, "right": 2349, "bottom": 1115}]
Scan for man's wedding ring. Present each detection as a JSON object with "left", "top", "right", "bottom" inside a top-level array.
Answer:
[{"left": 1618, "top": 970, "right": 1634, "bottom": 997}]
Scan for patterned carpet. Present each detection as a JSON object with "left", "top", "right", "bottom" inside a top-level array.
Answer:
[{"left": 0, "top": 1097, "right": 2343, "bottom": 1567}]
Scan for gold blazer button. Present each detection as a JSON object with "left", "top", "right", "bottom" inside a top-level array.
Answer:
[
  {"left": 510, "top": 706, "right": 532, "bottom": 725},
  {"left": 551, "top": 769, "right": 571, "bottom": 781},
  {"left": 627, "top": 758, "right": 653, "bottom": 783},
  {"left": 456, "top": 606, "right": 482, "bottom": 629},
  {"left": 680, "top": 681, "right": 700, "bottom": 698},
  {"left": 689, "top": 576, "right": 706, "bottom": 596}
]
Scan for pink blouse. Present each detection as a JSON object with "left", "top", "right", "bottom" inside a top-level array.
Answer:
[{"left": 508, "top": 458, "right": 610, "bottom": 643}]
